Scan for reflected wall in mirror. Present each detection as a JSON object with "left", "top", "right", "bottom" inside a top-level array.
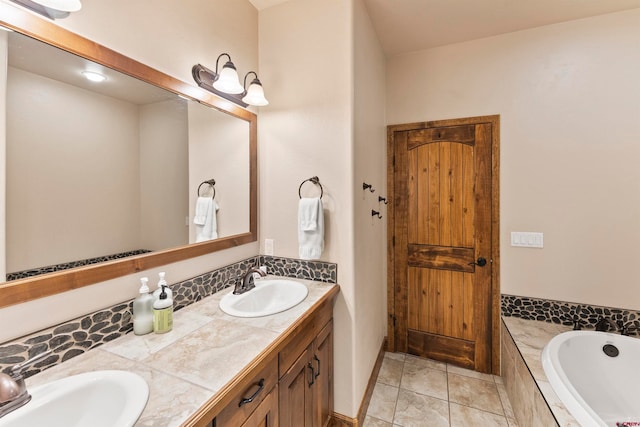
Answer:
[{"left": 0, "top": 3, "right": 257, "bottom": 307}]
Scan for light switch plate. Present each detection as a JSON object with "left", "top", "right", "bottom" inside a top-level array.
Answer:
[{"left": 511, "top": 232, "right": 543, "bottom": 248}]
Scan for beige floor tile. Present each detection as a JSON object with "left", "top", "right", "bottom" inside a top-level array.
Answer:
[
  {"left": 450, "top": 403, "right": 510, "bottom": 427},
  {"left": 393, "top": 389, "right": 449, "bottom": 427},
  {"left": 367, "top": 382, "right": 399, "bottom": 423},
  {"left": 363, "top": 415, "right": 393, "bottom": 427},
  {"left": 385, "top": 352, "right": 406, "bottom": 362},
  {"left": 400, "top": 360, "right": 448, "bottom": 400},
  {"left": 448, "top": 372, "right": 504, "bottom": 415},
  {"left": 405, "top": 354, "right": 447, "bottom": 371},
  {"left": 447, "top": 364, "right": 496, "bottom": 383},
  {"left": 378, "top": 356, "right": 404, "bottom": 387}
]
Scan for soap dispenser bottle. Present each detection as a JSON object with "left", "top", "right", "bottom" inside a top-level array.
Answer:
[
  {"left": 153, "top": 285, "right": 173, "bottom": 334},
  {"left": 132, "top": 277, "right": 153, "bottom": 335},
  {"left": 152, "top": 272, "right": 173, "bottom": 302}
]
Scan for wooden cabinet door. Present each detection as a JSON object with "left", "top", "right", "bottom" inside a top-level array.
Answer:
[
  {"left": 279, "top": 345, "right": 314, "bottom": 427},
  {"left": 240, "top": 385, "right": 279, "bottom": 427},
  {"left": 312, "top": 320, "right": 333, "bottom": 427}
]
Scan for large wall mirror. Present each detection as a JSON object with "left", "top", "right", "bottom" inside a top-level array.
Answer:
[{"left": 0, "top": 4, "right": 257, "bottom": 308}]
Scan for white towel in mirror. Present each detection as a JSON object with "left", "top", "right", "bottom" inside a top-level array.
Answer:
[{"left": 194, "top": 197, "right": 219, "bottom": 242}]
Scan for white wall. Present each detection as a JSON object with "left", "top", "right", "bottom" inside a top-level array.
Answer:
[
  {"left": 352, "top": 0, "right": 387, "bottom": 415},
  {"left": 139, "top": 99, "right": 189, "bottom": 251},
  {"left": 387, "top": 9, "right": 640, "bottom": 309},
  {"left": 0, "top": 0, "right": 259, "bottom": 343},
  {"left": 258, "top": 0, "right": 358, "bottom": 416},
  {"left": 6, "top": 67, "right": 141, "bottom": 271}
]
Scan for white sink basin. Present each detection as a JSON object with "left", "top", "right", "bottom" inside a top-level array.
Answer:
[
  {"left": 219, "top": 279, "right": 309, "bottom": 317},
  {"left": 0, "top": 370, "right": 148, "bottom": 427}
]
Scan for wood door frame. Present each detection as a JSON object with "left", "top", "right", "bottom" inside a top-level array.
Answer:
[{"left": 386, "top": 115, "right": 501, "bottom": 374}]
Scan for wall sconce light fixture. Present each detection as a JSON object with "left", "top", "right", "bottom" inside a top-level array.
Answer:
[
  {"left": 242, "top": 71, "right": 269, "bottom": 107},
  {"left": 192, "top": 54, "right": 268, "bottom": 108},
  {"left": 9, "top": 0, "right": 81, "bottom": 19}
]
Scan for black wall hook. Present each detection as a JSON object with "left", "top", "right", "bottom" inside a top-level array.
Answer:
[
  {"left": 378, "top": 196, "right": 388, "bottom": 205},
  {"left": 371, "top": 210, "right": 382, "bottom": 219},
  {"left": 363, "top": 182, "right": 375, "bottom": 193}
]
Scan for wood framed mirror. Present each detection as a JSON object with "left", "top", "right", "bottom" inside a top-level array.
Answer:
[{"left": 0, "top": 3, "right": 257, "bottom": 308}]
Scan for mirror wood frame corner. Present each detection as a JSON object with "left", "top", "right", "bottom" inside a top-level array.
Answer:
[{"left": 0, "top": 3, "right": 258, "bottom": 309}]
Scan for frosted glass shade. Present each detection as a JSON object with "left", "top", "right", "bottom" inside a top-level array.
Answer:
[
  {"left": 31, "top": 0, "right": 81, "bottom": 11},
  {"left": 242, "top": 81, "right": 269, "bottom": 106},
  {"left": 213, "top": 64, "right": 244, "bottom": 94}
]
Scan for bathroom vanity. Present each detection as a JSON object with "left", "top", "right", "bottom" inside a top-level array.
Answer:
[{"left": 22, "top": 278, "right": 339, "bottom": 426}]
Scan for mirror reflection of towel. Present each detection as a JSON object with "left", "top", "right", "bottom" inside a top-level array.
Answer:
[
  {"left": 194, "top": 197, "right": 219, "bottom": 242},
  {"left": 298, "top": 197, "right": 324, "bottom": 260}
]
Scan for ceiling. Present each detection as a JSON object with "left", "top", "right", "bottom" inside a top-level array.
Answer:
[{"left": 249, "top": 0, "right": 640, "bottom": 56}]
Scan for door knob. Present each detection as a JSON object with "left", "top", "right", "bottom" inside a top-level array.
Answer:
[{"left": 468, "top": 257, "right": 487, "bottom": 267}]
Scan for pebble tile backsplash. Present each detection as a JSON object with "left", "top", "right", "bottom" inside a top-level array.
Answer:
[
  {"left": 501, "top": 294, "right": 639, "bottom": 336},
  {"left": 0, "top": 255, "right": 337, "bottom": 377}
]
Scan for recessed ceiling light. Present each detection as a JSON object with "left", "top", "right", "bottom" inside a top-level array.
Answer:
[{"left": 81, "top": 71, "right": 107, "bottom": 82}]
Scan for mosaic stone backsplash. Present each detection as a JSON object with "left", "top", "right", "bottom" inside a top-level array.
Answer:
[
  {"left": 0, "top": 255, "right": 337, "bottom": 378},
  {"left": 6, "top": 249, "right": 152, "bottom": 281},
  {"left": 501, "top": 294, "right": 640, "bottom": 336}
]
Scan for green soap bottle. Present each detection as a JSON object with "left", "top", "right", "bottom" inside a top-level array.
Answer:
[{"left": 153, "top": 285, "right": 173, "bottom": 333}]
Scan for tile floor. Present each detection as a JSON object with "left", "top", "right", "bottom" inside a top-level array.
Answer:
[{"left": 364, "top": 352, "right": 517, "bottom": 427}]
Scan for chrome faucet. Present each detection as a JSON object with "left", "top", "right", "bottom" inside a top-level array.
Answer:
[
  {"left": 0, "top": 350, "right": 52, "bottom": 418},
  {"left": 595, "top": 316, "right": 618, "bottom": 333},
  {"left": 233, "top": 267, "right": 266, "bottom": 295}
]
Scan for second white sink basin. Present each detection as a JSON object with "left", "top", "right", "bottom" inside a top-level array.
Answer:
[
  {"left": 219, "top": 279, "right": 309, "bottom": 317},
  {"left": 0, "top": 370, "right": 148, "bottom": 427}
]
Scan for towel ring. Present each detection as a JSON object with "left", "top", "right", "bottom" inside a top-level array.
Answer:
[
  {"left": 298, "top": 176, "right": 323, "bottom": 199},
  {"left": 198, "top": 179, "right": 216, "bottom": 199}
]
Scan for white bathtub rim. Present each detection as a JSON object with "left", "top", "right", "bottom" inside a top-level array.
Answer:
[{"left": 541, "top": 330, "right": 618, "bottom": 427}]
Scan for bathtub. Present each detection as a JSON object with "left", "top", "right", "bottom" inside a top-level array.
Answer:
[{"left": 542, "top": 330, "right": 640, "bottom": 427}]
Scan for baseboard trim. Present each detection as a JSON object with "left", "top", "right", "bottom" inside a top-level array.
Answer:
[
  {"left": 330, "top": 411, "right": 357, "bottom": 426},
  {"left": 330, "top": 337, "right": 387, "bottom": 427}
]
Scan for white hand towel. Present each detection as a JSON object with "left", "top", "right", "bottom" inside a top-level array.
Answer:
[
  {"left": 193, "top": 197, "right": 211, "bottom": 226},
  {"left": 298, "top": 197, "right": 324, "bottom": 260},
  {"left": 195, "top": 199, "right": 219, "bottom": 242}
]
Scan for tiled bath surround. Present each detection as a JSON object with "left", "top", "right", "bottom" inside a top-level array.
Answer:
[
  {"left": 502, "top": 294, "right": 640, "bottom": 336},
  {"left": 0, "top": 255, "right": 337, "bottom": 377}
]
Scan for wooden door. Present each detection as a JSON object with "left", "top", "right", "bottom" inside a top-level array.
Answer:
[
  {"left": 279, "top": 345, "right": 314, "bottom": 427},
  {"left": 388, "top": 116, "right": 499, "bottom": 374}
]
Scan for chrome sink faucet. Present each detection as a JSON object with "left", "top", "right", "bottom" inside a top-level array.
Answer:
[
  {"left": 233, "top": 267, "right": 266, "bottom": 295},
  {"left": 0, "top": 350, "right": 52, "bottom": 418}
]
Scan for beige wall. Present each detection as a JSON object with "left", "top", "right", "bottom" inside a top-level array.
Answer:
[
  {"left": 387, "top": 9, "right": 640, "bottom": 309},
  {"left": 258, "top": 0, "right": 358, "bottom": 416},
  {"left": 139, "top": 99, "right": 189, "bottom": 251},
  {"left": 258, "top": 0, "right": 388, "bottom": 417},
  {"left": 353, "top": 0, "right": 387, "bottom": 413},
  {"left": 0, "top": 31, "right": 7, "bottom": 280},
  {"left": 6, "top": 67, "right": 141, "bottom": 271},
  {"left": 0, "top": 0, "right": 259, "bottom": 343}
]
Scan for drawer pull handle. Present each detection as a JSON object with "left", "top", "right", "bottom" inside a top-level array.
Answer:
[
  {"left": 314, "top": 354, "right": 321, "bottom": 379},
  {"left": 239, "top": 378, "right": 265, "bottom": 407},
  {"left": 308, "top": 362, "right": 315, "bottom": 387}
]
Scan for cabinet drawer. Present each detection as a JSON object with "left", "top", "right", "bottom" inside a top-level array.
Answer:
[{"left": 215, "top": 356, "right": 278, "bottom": 427}]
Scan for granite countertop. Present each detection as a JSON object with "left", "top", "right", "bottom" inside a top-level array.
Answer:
[
  {"left": 25, "top": 276, "right": 338, "bottom": 426},
  {"left": 502, "top": 316, "right": 580, "bottom": 426}
]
